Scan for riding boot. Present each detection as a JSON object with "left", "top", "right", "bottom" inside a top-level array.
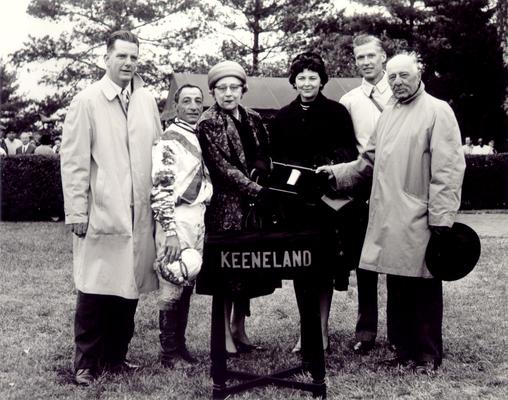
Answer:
[
  {"left": 159, "top": 307, "right": 179, "bottom": 368},
  {"left": 176, "top": 285, "right": 197, "bottom": 363}
]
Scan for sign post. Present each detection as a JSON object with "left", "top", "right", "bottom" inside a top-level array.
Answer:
[{"left": 197, "top": 229, "right": 337, "bottom": 399}]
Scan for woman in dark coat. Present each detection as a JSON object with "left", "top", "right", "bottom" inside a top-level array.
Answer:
[
  {"left": 196, "top": 60, "right": 276, "bottom": 355},
  {"left": 270, "top": 52, "right": 359, "bottom": 352}
]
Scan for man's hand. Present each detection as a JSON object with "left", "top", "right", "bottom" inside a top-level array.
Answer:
[
  {"left": 315, "top": 165, "right": 334, "bottom": 178},
  {"left": 429, "top": 225, "right": 452, "bottom": 236},
  {"left": 164, "top": 235, "right": 181, "bottom": 264},
  {"left": 70, "top": 222, "right": 88, "bottom": 238}
]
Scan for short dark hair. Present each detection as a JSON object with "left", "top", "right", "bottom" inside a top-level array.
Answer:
[
  {"left": 106, "top": 30, "right": 139, "bottom": 53},
  {"left": 352, "top": 34, "right": 384, "bottom": 53},
  {"left": 288, "top": 51, "right": 328, "bottom": 88},
  {"left": 174, "top": 84, "right": 204, "bottom": 103},
  {"left": 39, "top": 134, "right": 52, "bottom": 146}
]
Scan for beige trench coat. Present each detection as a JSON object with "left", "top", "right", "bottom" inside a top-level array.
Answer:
[
  {"left": 331, "top": 84, "right": 465, "bottom": 278},
  {"left": 61, "top": 75, "right": 161, "bottom": 298}
]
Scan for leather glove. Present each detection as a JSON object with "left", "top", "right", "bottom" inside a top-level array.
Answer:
[{"left": 429, "top": 225, "right": 452, "bottom": 236}]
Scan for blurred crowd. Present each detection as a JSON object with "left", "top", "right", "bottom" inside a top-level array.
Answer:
[
  {"left": 0, "top": 125, "right": 61, "bottom": 157},
  {"left": 462, "top": 136, "right": 497, "bottom": 155}
]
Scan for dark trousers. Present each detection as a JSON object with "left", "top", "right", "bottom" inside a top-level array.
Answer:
[
  {"left": 386, "top": 275, "right": 443, "bottom": 364},
  {"left": 355, "top": 268, "right": 379, "bottom": 342},
  {"left": 74, "top": 291, "right": 138, "bottom": 372}
]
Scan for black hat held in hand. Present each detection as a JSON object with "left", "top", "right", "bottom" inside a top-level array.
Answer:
[{"left": 425, "top": 222, "right": 481, "bottom": 281}]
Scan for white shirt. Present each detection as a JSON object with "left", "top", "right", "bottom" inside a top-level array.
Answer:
[
  {"left": 462, "top": 144, "right": 473, "bottom": 155},
  {"left": 471, "top": 145, "right": 493, "bottom": 155},
  {"left": 105, "top": 75, "right": 130, "bottom": 108},
  {"left": 340, "top": 73, "right": 392, "bottom": 153},
  {"left": 5, "top": 138, "right": 22, "bottom": 155}
]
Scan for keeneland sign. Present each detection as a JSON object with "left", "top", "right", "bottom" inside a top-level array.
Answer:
[
  {"left": 197, "top": 229, "right": 339, "bottom": 294},
  {"left": 220, "top": 249, "right": 312, "bottom": 269}
]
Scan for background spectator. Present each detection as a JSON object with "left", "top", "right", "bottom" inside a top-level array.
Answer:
[
  {"left": 472, "top": 137, "right": 493, "bottom": 155},
  {"left": 0, "top": 125, "right": 7, "bottom": 154},
  {"left": 488, "top": 139, "right": 497, "bottom": 155},
  {"left": 462, "top": 136, "right": 474, "bottom": 155},
  {"left": 16, "top": 132, "right": 36, "bottom": 155},
  {"left": 52, "top": 137, "right": 62, "bottom": 154},
  {"left": 34, "top": 134, "right": 56, "bottom": 156},
  {"left": 4, "top": 131, "right": 22, "bottom": 155}
]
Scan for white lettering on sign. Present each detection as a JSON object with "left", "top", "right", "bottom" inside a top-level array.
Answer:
[{"left": 220, "top": 250, "right": 312, "bottom": 269}]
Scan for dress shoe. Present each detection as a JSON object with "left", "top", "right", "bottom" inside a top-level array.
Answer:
[
  {"left": 226, "top": 350, "right": 239, "bottom": 358},
  {"left": 353, "top": 340, "right": 375, "bottom": 355},
  {"left": 75, "top": 368, "right": 95, "bottom": 386},
  {"left": 178, "top": 346, "right": 198, "bottom": 364},
  {"left": 108, "top": 359, "right": 140, "bottom": 373},
  {"left": 379, "top": 356, "right": 411, "bottom": 368},
  {"left": 413, "top": 360, "right": 439, "bottom": 375},
  {"left": 234, "top": 339, "right": 264, "bottom": 353}
]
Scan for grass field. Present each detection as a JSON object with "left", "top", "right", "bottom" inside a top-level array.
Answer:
[{"left": 0, "top": 221, "right": 507, "bottom": 399}]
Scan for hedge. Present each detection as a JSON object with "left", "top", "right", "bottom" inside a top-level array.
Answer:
[
  {"left": 461, "top": 153, "right": 508, "bottom": 210},
  {"left": 1, "top": 153, "right": 508, "bottom": 221},
  {"left": 1, "top": 155, "right": 64, "bottom": 221}
]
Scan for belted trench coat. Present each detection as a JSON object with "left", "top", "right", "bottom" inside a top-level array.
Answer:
[
  {"left": 61, "top": 75, "right": 161, "bottom": 299},
  {"left": 330, "top": 84, "right": 465, "bottom": 278}
]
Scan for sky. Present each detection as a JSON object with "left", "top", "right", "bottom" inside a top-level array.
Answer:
[
  {"left": 0, "top": 0, "right": 63, "bottom": 59},
  {"left": 0, "top": 0, "right": 375, "bottom": 58},
  {"left": 0, "top": 0, "right": 372, "bottom": 99}
]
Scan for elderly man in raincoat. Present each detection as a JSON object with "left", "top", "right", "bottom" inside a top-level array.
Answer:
[
  {"left": 317, "top": 52, "right": 465, "bottom": 373},
  {"left": 61, "top": 30, "right": 161, "bottom": 386}
]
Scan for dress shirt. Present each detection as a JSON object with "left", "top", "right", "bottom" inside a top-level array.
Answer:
[
  {"left": 340, "top": 73, "right": 392, "bottom": 153},
  {"left": 471, "top": 145, "right": 493, "bottom": 155},
  {"left": 5, "top": 138, "right": 22, "bottom": 155},
  {"left": 105, "top": 76, "right": 130, "bottom": 110}
]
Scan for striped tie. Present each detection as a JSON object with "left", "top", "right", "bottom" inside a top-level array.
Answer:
[{"left": 121, "top": 88, "right": 130, "bottom": 110}]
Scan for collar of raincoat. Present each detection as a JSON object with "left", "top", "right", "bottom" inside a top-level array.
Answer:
[
  {"left": 100, "top": 73, "right": 145, "bottom": 102},
  {"left": 398, "top": 80, "right": 425, "bottom": 105}
]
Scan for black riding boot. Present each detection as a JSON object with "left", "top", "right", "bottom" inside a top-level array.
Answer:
[
  {"left": 159, "top": 308, "right": 179, "bottom": 368},
  {"left": 176, "top": 285, "right": 197, "bottom": 363}
]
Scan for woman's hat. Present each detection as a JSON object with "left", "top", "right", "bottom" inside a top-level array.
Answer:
[
  {"left": 208, "top": 61, "right": 247, "bottom": 89},
  {"left": 425, "top": 222, "right": 481, "bottom": 281}
]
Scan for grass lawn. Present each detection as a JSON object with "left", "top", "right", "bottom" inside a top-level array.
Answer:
[{"left": 0, "top": 222, "right": 507, "bottom": 399}]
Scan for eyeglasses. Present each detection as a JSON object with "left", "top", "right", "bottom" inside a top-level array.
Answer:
[{"left": 214, "top": 84, "right": 243, "bottom": 93}]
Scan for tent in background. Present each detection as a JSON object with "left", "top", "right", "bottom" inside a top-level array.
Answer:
[{"left": 161, "top": 73, "right": 361, "bottom": 122}]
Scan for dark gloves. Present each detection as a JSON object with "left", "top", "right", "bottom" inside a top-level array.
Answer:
[
  {"left": 250, "top": 157, "right": 273, "bottom": 185},
  {"left": 316, "top": 170, "right": 335, "bottom": 195},
  {"left": 429, "top": 225, "right": 452, "bottom": 236}
]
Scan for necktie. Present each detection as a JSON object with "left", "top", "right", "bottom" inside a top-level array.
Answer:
[
  {"left": 369, "top": 87, "right": 384, "bottom": 113},
  {"left": 121, "top": 88, "right": 130, "bottom": 110}
]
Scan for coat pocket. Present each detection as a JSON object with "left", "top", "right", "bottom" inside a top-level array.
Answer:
[{"left": 88, "top": 169, "right": 132, "bottom": 236}]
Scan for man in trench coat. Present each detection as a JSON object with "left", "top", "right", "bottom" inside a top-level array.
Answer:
[
  {"left": 61, "top": 30, "right": 161, "bottom": 385},
  {"left": 318, "top": 52, "right": 465, "bottom": 373}
]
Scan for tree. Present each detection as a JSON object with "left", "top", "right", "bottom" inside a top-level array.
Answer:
[
  {"left": 11, "top": 0, "right": 199, "bottom": 98},
  {"left": 212, "top": 0, "right": 334, "bottom": 75},
  {"left": 0, "top": 60, "right": 30, "bottom": 133},
  {"left": 312, "top": 0, "right": 508, "bottom": 148}
]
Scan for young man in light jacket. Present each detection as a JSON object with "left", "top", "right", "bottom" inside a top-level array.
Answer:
[
  {"left": 339, "top": 34, "right": 394, "bottom": 355},
  {"left": 151, "top": 84, "right": 213, "bottom": 368}
]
